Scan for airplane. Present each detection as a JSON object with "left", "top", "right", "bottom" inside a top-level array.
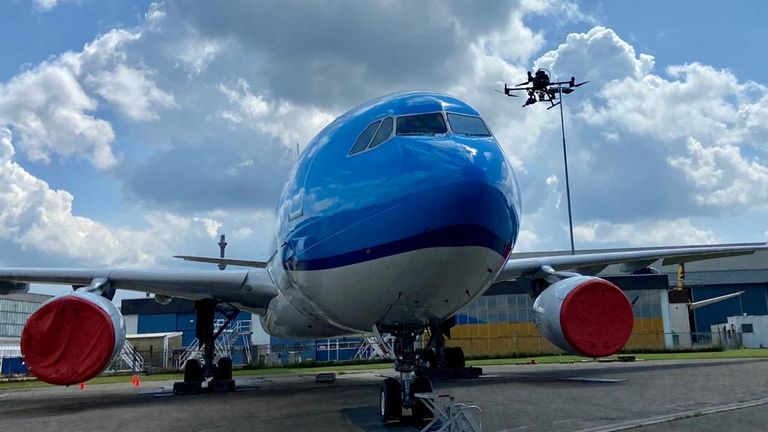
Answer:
[
  {"left": 502, "top": 68, "right": 589, "bottom": 109},
  {"left": 1, "top": 91, "right": 766, "bottom": 423}
]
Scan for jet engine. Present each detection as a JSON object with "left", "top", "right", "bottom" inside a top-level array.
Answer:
[
  {"left": 21, "top": 291, "right": 126, "bottom": 385},
  {"left": 533, "top": 276, "right": 633, "bottom": 357}
]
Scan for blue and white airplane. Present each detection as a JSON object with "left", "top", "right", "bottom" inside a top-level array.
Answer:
[{"left": 1, "top": 91, "right": 766, "bottom": 421}]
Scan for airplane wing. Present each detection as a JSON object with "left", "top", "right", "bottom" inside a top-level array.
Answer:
[
  {"left": 495, "top": 242, "right": 768, "bottom": 282},
  {"left": 0, "top": 268, "right": 277, "bottom": 313},
  {"left": 173, "top": 255, "right": 268, "bottom": 268}
]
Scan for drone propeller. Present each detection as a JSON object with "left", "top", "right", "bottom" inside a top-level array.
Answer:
[{"left": 572, "top": 80, "right": 589, "bottom": 87}]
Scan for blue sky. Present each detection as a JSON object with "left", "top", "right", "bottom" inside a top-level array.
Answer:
[{"left": 2, "top": 1, "right": 768, "bottom": 298}]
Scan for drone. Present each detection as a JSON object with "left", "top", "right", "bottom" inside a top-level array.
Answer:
[{"left": 500, "top": 68, "right": 588, "bottom": 109}]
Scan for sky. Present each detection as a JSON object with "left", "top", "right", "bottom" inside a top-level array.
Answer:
[{"left": 2, "top": 0, "right": 768, "bottom": 299}]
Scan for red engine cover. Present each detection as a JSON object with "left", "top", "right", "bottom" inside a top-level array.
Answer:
[
  {"left": 559, "top": 278, "right": 634, "bottom": 357},
  {"left": 533, "top": 276, "right": 634, "bottom": 358},
  {"left": 21, "top": 294, "right": 119, "bottom": 385}
]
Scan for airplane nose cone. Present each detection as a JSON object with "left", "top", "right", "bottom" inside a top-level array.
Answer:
[{"left": 399, "top": 135, "right": 521, "bottom": 258}]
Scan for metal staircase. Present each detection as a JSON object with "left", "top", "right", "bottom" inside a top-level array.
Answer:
[
  {"left": 178, "top": 319, "right": 253, "bottom": 369},
  {"left": 114, "top": 340, "right": 145, "bottom": 372},
  {"left": 353, "top": 335, "right": 395, "bottom": 360}
]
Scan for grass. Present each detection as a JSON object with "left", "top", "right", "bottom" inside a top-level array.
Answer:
[{"left": 3, "top": 348, "right": 767, "bottom": 390}]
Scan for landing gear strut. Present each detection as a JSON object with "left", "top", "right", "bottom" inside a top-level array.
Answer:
[
  {"left": 377, "top": 321, "right": 482, "bottom": 423},
  {"left": 173, "top": 299, "right": 237, "bottom": 394},
  {"left": 378, "top": 324, "right": 434, "bottom": 424},
  {"left": 423, "top": 320, "right": 476, "bottom": 373}
]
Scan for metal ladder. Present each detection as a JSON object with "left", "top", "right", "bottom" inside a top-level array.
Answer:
[
  {"left": 353, "top": 336, "right": 395, "bottom": 360},
  {"left": 177, "top": 319, "right": 253, "bottom": 369},
  {"left": 116, "top": 340, "right": 145, "bottom": 372}
]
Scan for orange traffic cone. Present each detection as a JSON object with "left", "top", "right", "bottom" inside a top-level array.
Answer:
[
  {"left": 131, "top": 374, "right": 141, "bottom": 387},
  {"left": 79, "top": 382, "right": 86, "bottom": 390}
]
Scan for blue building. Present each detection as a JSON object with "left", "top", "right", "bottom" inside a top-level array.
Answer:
[{"left": 121, "top": 298, "right": 252, "bottom": 348}]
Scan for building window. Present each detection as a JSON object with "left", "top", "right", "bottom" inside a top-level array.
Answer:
[{"left": 742, "top": 323, "right": 754, "bottom": 333}]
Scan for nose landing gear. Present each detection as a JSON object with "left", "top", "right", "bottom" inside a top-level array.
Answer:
[
  {"left": 377, "top": 321, "right": 482, "bottom": 424},
  {"left": 377, "top": 324, "right": 434, "bottom": 424}
]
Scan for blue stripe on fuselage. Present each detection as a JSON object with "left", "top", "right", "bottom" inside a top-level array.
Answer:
[{"left": 283, "top": 224, "right": 509, "bottom": 271}]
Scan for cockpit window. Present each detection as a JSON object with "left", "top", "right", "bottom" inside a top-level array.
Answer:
[
  {"left": 447, "top": 113, "right": 491, "bottom": 137},
  {"left": 396, "top": 113, "right": 447, "bottom": 136},
  {"left": 368, "top": 117, "right": 393, "bottom": 149},
  {"left": 349, "top": 120, "right": 381, "bottom": 155}
]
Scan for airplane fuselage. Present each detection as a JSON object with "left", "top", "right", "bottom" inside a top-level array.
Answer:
[{"left": 261, "top": 92, "right": 521, "bottom": 338}]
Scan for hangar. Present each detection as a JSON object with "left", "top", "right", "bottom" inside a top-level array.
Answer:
[{"left": 0, "top": 293, "right": 51, "bottom": 374}]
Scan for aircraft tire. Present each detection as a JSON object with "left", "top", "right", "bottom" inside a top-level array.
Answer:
[
  {"left": 380, "top": 378, "right": 402, "bottom": 423},
  {"left": 215, "top": 357, "right": 233, "bottom": 380},
  {"left": 421, "top": 348, "right": 437, "bottom": 369},
  {"left": 445, "top": 347, "right": 465, "bottom": 369},
  {"left": 183, "top": 359, "right": 204, "bottom": 382},
  {"left": 410, "top": 376, "right": 433, "bottom": 421}
]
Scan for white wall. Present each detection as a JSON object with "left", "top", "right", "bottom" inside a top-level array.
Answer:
[
  {"left": 668, "top": 304, "right": 692, "bottom": 349},
  {"left": 124, "top": 314, "right": 138, "bottom": 335},
  {"left": 727, "top": 315, "right": 768, "bottom": 348},
  {"left": 251, "top": 314, "right": 270, "bottom": 345}
]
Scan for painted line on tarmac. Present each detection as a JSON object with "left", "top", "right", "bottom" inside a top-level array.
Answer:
[
  {"left": 559, "top": 377, "right": 625, "bottom": 383},
  {"left": 574, "top": 396, "right": 768, "bottom": 432}
]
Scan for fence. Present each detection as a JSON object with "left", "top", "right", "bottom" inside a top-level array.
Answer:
[
  {"left": 0, "top": 332, "right": 755, "bottom": 377},
  {"left": 449, "top": 331, "right": 740, "bottom": 358}
]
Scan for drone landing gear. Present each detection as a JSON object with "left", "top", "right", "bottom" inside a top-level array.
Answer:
[{"left": 173, "top": 299, "right": 237, "bottom": 394}]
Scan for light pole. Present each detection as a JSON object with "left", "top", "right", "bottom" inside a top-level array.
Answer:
[{"left": 558, "top": 87, "right": 576, "bottom": 256}]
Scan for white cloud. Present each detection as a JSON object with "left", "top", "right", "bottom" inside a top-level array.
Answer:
[
  {"left": 514, "top": 229, "right": 540, "bottom": 252},
  {"left": 175, "top": 36, "right": 225, "bottom": 77},
  {"left": 0, "top": 128, "right": 14, "bottom": 160},
  {"left": 574, "top": 219, "right": 718, "bottom": 247},
  {"left": 536, "top": 26, "right": 655, "bottom": 83},
  {"left": 194, "top": 217, "right": 223, "bottom": 239},
  {"left": 0, "top": 25, "right": 173, "bottom": 169},
  {"left": 0, "top": 128, "right": 214, "bottom": 267},
  {"left": 669, "top": 137, "right": 768, "bottom": 206},
  {"left": 32, "top": 0, "right": 62, "bottom": 12},
  {"left": 217, "top": 79, "right": 336, "bottom": 147},
  {"left": 89, "top": 64, "right": 175, "bottom": 121}
]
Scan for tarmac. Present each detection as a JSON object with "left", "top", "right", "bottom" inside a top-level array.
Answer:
[{"left": 1, "top": 358, "right": 768, "bottom": 431}]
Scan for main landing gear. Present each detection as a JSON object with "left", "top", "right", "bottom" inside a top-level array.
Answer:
[
  {"left": 173, "top": 299, "right": 238, "bottom": 394},
  {"left": 377, "top": 322, "right": 478, "bottom": 424}
]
